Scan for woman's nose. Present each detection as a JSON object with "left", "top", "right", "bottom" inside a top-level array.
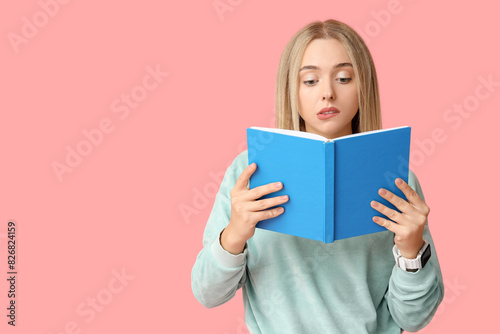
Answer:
[{"left": 322, "top": 81, "right": 335, "bottom": 100}]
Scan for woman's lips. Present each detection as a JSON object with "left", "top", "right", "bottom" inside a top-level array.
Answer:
[{"left": 317, "top": 107, "right": 340, "bottom": 120}]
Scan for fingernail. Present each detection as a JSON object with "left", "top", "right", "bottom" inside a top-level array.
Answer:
[
  {"left": 396, "top": 178, "right": 403, "bottom": 185},
  {"left": 279, "top": 195, "right": 288, "bottom": 200},
  {"left": 277, "top": 207, "right": 284, "bottom": 213},
  {"left": 371, "top": 201, "right": 379, "bottom": 207},
  {"left": 379, "top": 189, "right": 387, "bottom": 195},
  {"left": 274, "top": 182, "right": 282, "bottom": 188}
]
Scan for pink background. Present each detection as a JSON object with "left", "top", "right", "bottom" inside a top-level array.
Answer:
[{"left": 1, "top": 0, "right": 498, "bottom": 333}]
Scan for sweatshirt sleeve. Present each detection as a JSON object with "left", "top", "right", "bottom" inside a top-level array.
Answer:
[
  {"left": 385, "top": 170, "right": 445, "bottom": 332},
  {"left": 191, "top": 151, "right": 249, "bottom": 308}
]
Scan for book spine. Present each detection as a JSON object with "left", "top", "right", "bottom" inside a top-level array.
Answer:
[{"left": 324, "top": 142, "right": 334, "bottom": 243}]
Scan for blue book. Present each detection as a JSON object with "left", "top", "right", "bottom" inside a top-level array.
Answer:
[{"left": 247, "top": 126, "right": 411, "bottom": 243}]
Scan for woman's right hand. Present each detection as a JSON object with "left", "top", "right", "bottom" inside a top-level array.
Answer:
[{"left": 220, "top": 162, "right": 288, "bottom": 255}]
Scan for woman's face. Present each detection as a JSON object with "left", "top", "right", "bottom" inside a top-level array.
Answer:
[{"left": 298, "top": 38, "right": 359, "bottom": 139}]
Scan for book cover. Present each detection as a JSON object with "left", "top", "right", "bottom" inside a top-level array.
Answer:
[{"left": 247, "top": 126, "right": 411, "bottom": 243}]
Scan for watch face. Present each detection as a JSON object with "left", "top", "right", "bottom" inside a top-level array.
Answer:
[{"left": 421, "top": 244, "right": 432, "bottom": 268}]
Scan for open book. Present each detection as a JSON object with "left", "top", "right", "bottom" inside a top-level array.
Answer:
[{"left": 246, "top": 126, "right": 411, "bottom": 243}]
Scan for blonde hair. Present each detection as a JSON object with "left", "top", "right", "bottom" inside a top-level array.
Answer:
[{"left": 275, "top": 19, "right": 382, "bottom": 133}]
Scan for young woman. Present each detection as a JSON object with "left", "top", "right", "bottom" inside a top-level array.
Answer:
[{"left": 192, "top": 19, "right": 444, "bottom": 333}]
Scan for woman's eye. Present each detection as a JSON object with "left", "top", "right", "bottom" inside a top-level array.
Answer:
[
  {"left": 303, "top": 78, "right": 352, "bottom": 86},
  {"left": 338, "top": 77, "right": 352, "bottom": 84},
  {"left": 303, "top": 80, "right": 316, "bottom": 86}
]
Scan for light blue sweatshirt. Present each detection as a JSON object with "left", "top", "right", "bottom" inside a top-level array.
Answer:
[{"left": 191, "top": 150, "right": 444, "bottom": 333}]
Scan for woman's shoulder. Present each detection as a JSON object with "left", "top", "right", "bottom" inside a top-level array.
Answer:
[
  {"left": 218, "top": 150, "right": 248, "bottom": 190},
  {"left": 226, "top": 150, "right": 248, "bottom": 173},
  {"left": 408, "top": 169, "right": 417, "bottom": 185},
  {"left": 233, "top": 150, "right": 248, "bottom": 166},
  {"left": 408, "top": 169, "right": 425, "bottom": 201}
]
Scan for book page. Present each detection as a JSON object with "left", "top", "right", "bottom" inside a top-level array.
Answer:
[
  {"left": 249, "top": 126, "right": 329, "bottom": 141},
  {"left": 249, "top": 126, "right": 410, "bottom": 142}
]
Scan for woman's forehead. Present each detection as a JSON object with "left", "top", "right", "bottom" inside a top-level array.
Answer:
[{"left": 300, "top": 39, "right": 352, "bottom": 68}]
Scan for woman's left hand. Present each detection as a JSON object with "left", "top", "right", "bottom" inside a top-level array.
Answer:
[{"left": 370, "top": 178, "right": 430, "bottom": 259}]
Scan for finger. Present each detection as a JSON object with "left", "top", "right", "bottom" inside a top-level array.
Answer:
[
  {"left": 246, "top": 181, "right": 283, "bottom": 201},
  {"left": 234, "top": 163, "right": 257, "bottom": 191},
  {"left": 372, "top": 216, "right": 403, "bottom": 234},
  {"left": 377, "top": 188, "right": 415, "bottom": 215},
  {"left": 371, "top": 200, "right": 403, "bottom": 224},
  {"left": 255, "top": 206, "right": 285, "bottom": 222},
  {"left": 395, "top": 178, "right": 426, "bottom": 208},
  {"left": 248, "top": 194, "right": 288, "bottom": 212}
]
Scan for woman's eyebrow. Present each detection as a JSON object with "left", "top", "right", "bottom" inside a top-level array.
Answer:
[{"left": 299, "top": 63, "right": 352, "bottom": 71}]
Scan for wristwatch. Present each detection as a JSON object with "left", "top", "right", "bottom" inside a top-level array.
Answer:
[{"left": 393, "top": 240, "right": 431, "bottom": 272}]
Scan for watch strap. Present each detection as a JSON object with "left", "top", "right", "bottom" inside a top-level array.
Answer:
[{"left": 393, "top": 240, "right": 431, "bottom": 272}]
